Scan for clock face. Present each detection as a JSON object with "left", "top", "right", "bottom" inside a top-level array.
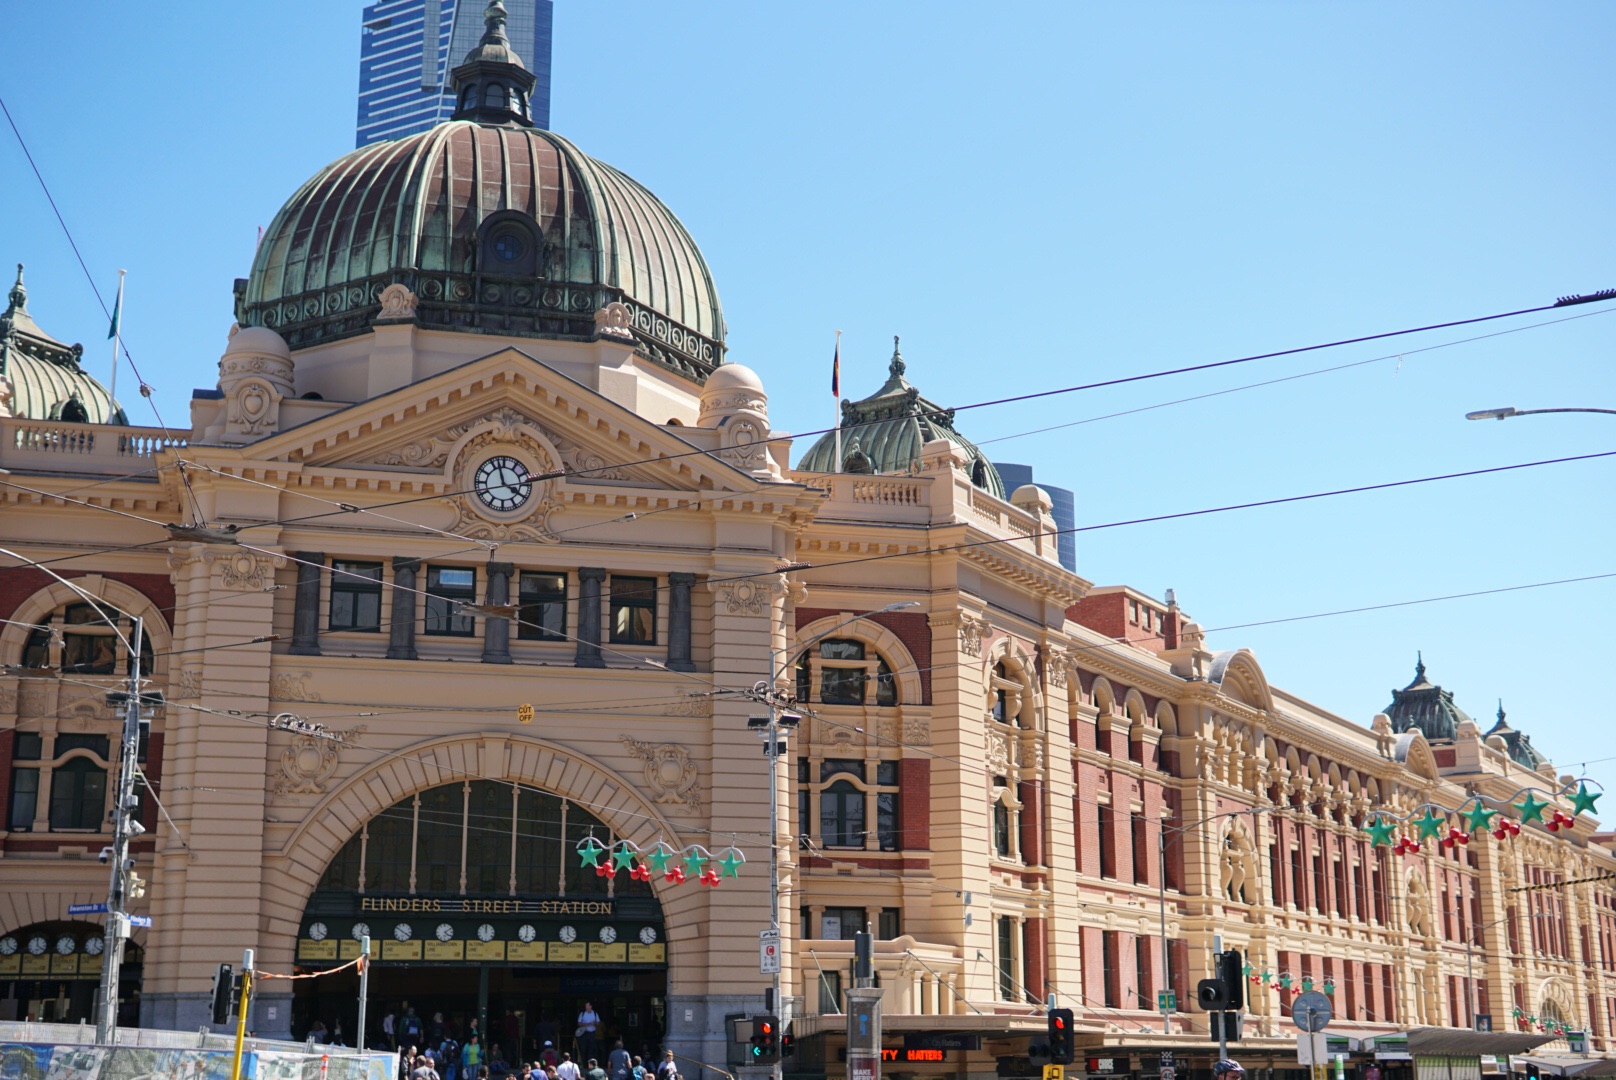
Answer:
[
  {"left": 85, "top": 938, "right": 104, "bottom": 956},
  {"left": 393, "top": 923, "right": 413, "bottom": 942},
  {"left": 0, "top": 937, "right": 16, "bottom": 956},
  {"left": 558, "top": 925, "right": 577, "bottom": 944},
  {"left": 308, "top": 923, "right": 328, "bottom": 942},
  {"left": 55, "top": 936, "right": 76, "bottom": 956},
  {"left": 352, "top": 923, "right": 371, "bottom": 941},
  {"left": 477, "top": 924, "right": 496, "bottom": 942},
  {"left": 518, "top": 924, "right": 537, "bottom": 943},
  {"left": 638, "top": 927, "right": 657, "bottom": 945},
  {"left": 27, "top": 936, "right": 47, "bottom": 956},
  {"left": 435, "top": 923, "right": 455, "bottom": 942},
  {"left": 598, "top": 926, "right": 617, "bottom": 945},
  {"left": 474, "top": 456, "right": 532, "bottom": 513}
]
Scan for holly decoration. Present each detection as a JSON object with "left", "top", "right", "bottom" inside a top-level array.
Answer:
[
  {"left": 595, "top": 862, "right": 613, "bottom": 878},
  {"left": 1547, "top": 809, "right": 1575, "bottom": 833},
  {"left": 1514, "top": 791, "right": 1550, "bottom": 825},
  {"left": 1571, "top": 783, "right": 1602, "bottom": 818},
  {"left": 629, "top": 862, "right": 652, "bottom": 883},
  {"left": 664, "top": 866, "right": 686, "bottom": 885},
  {"left": 1491, "top": 818, "right": 1522, "bottom": 842},
  {"left": 699, "top": 868, "right": 721, "bottom": 888}
]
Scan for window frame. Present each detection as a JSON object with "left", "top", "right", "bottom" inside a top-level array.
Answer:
[
  {"left": 516, "top": 571, "right": 568, "bottom": 641},
  {"left": 424, "top": 566, "right": 478, "bottom": 637},
  {"left": 47, "top": 756, "right": 107, "bottom": 832},
  {"left": 608, "top": 575, "right": 657, "bottom": 645},
  {"left": 329, "top": 560, "right": 384, "bottom": 633}
]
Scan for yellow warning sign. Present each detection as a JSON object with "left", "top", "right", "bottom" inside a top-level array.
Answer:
[
  {"left": 1044, "top": 1067, "right": 1065, "bottom": 1080},
  {"left": 517, "top": 704, "right": 534, "bottom": 723}
]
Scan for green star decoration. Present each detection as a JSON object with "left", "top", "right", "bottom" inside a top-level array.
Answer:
[
  {"left": 719, "top": 849, "right": 745, "bottom": 878},
  {"left": 1571, "top": 784, "right": 1602, "bottom": 818},
  {"left": 612, "top": 844, "right": 638, "bottom": 872},
  {"left": 1514, "top": 791, "right": 1550, "bottom": 824},
  {"left": 1462, "top": 800, "right": 1498, "bottom": 834},
  {"left": 1364, "top": 815, "right": 1398, "bottom": 847},
  {"left": 646, "top": 844, "right": 675, "bottom": 875},
  {"left": 1413, "top": 808, "right": 1446, "bottom": 841},
  {"left": 577, "top": 837, "right": 605, "bottom": 868},
  {"left": 682, "top": 847, "right": 710, "bottom": 876}
]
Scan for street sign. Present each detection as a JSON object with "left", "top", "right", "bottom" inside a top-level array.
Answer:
[
  {"left": 1157, "top": 991, "right": 1178, "bottom": 1012},
  {"left": 759, "top": 929, "right": 780, "bottom": 974},
  {"left": 130, "top": 915, "right": 152, "bottom": 928},
  {"left": 1292, "top": 991, "right": 1333, "bottom": 1033},
  {"left": 1160, "top": 1070, "right": 1175, "bottom": 1080},
  {"left": 67, "top": 903, "right": 109, "bottom": 915},
  {"left": 517, "top": 704, "right": 534, "bottom": 724},
  {"left": 1568, "top": 1031, "right": 1588, "bottom": 1054},
  {"left": 1044, "top": 1067, "right": 1065, "bottom": 1080},
  {"left": 1160, "top": 1053, "right": 1175, "bottom": 1067},
  {"left": 1297, "top": 1032, "right": 1328, "bottom": 1066}
]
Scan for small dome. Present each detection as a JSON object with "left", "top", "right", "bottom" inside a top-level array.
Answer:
[
  {"left": 1484, "top": 701, "right": 1549, "bottom": 770},
  {"left": 703, "top": 362, "right": 764, "bottom": 393},
  {"left": 1383, "top": 653, "right": 1471, "bottom": 743},
  {"left": 224, "top": 325, "right": 291, "bottom": 360},
  {"left": 0, "top": 264, "right": 126, "bottom": 425},
  {"left": 796, "top": 337, "right": 1004, "bottom": 498},
  {"left": 1010, "top": 484, "right": 1053, "bottom": 514}
]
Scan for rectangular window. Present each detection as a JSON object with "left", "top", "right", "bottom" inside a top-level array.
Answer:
[
  {"left": 817, "top": 969, "right": 842, "bottom": 1014},
  {"left": 1133, "top": 815, "right": 1150, "bottom": 885},
  {"left": 876, "top": 784, "right": 899, "bottom": 853},
  {"left": 1102, "top": 930, "right": 1119, "bottom": 1009},
  {"left": 424, "top": 566, "right": 477, "bottom": 636},
  {"left": 818, "top": 640, "right": 867, "bottom": 704},
  {"left": 48, "top": 759, "right": 106, "bottom": 830},
  {"left": 329, "top": 561, "right": 383, "bottom": 631},
  {"left": 821, "top": 907, "right": 865, "bottom": 940},
  {"left": 517, "top": 572, "right": 567, "bottom": 640},
  {"left": 14, "top": 733, "right": 43, "bottom": 760},
  {"left": 820, "top": 780, "right": 865, "bottom": 848},
  {"left": 8, "top": 768, "right": 39, "bottom": 831},
  {"left": 609, "top": 575, "right": 657, "bottom": 644},
  {"left": 1136, "top": 934, "right": 1152, "bottom": 1009},
  {"left": 879, "top": 908, "right": 901, "bottom": 940},
  {"left": 800, "top": 906, "right": 811, "bottom": 941},
  {"left": 1098, "top": 802, "right": 1115, "bottom": 879},
  {"left": 997, "top": 916, "right": 1017, "bottom": 1001}
]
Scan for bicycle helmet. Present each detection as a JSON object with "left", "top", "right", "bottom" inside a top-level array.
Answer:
[{"left": 1213, "top": 1061, "right": 1245, "bottom": 1076}]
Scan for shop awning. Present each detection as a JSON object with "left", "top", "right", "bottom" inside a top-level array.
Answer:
[
  {"left": 1513, "top": 1056, "right": 1616, "bottom": 1077},
  {"left": 1354, "top": 1030, "right": 1557, "bottom": 1057}
]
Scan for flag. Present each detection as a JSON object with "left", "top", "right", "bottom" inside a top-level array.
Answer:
[
  {"left": 831, "top": 338, "right": 840, "bottom": 397},
  {"left": 107, "top": 281, "right": 122, "bottom": 340}
]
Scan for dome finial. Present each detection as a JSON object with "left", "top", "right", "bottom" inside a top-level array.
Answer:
[
  {"left": 1497, "top": 698, "right": 1505, "bottom": 724},
  {"left": 1415, "top": 650, "right": 1425, "bottom": 680},
  {"left": 481, "top": 0, "right": 511, "bottom": 48},
  {"left": 448, "top": 0, "right": 535, "bottom": 126},
  {"left": 889, "top": 334, "right": 905, "bottom": 378},
  {"left": 6, "top": 263, "right": 25, "bottom": 315}
]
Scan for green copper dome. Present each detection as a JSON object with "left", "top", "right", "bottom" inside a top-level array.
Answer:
[
  {"left": 0, "top": 265, "right": 127, "bottom": 426},
  {"left": 1384, "top": 654, "right": 1471, "bottom": 743},
  {"left": 797, "top": 337, "right": 1005, "bottom": 498},
  {"left": 238, "top": 4, "right": 723, "bottom": 382}
]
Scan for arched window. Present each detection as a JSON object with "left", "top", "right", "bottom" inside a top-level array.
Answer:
[
  {"left": 820, "top": 779, "right": 865, "bottom": 848},
  {"left": 988, "top": 660, "right": 1025, "bottom": 724},
  {"left": 795, "top": 639, "right": 897, "bottom": 707},
  {"left": 21, "top": 602, "right": 153, "bottom": 676},
  {"left": 48, "top": 757, "right": 106, "bottom": 831}
]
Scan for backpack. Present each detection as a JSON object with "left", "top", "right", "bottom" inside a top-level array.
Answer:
[{"left": 405, "top": 1016, "right": 423, "bottom": 1039}]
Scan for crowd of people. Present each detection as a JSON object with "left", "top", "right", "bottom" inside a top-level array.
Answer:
[{"left": 300, "top": 1001, "right": 679, "bottom": 1080}]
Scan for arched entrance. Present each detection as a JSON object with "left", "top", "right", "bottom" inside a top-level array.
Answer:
[
  {"left": 0, "top": 921, "right": 142, "bottom": 1025},
  {"left": 294, "top": 780, "right": 668, "bottom": 1065}
]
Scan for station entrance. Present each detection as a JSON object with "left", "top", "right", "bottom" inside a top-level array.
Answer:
[{"left": 292, "top": 779, "right": 670, "bottom": 1060}]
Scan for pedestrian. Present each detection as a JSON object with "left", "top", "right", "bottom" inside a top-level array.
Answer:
[
  {"left": 653, "top": 1051, "right": 677, "bottom": 1080},
  {"left": 630, "top": 1056, "right": 645, "bottom": 1080},
  {"left": 540, "top": 1042, "right": 559, "bottom": 1071},
  {"left": 404, "top": 1007, "right": 425, "bottom": 1047},
  {"left": 430, "top": 1012, "right": 446, "bottom": 1048},
  {"left": 556, "top": 1053, "right": 581, "bottom": 1080},
  {"left": 575, "top": 1003, "right": 601, "bottom": 1065},
  {"left": 608, "top": 1041, "right": 631, "bottom": 1080},
  {"left": 384, "top": 1010, "right": 398, "bottom": 1051},
  {"left": 442, "top": 1034, "right": 462, "bottom": 1080},
  {"left": 585, "top": 1060, "right": 607, "bottom": 1080},
  {"left": 489, "top": 1045, "right": 510, "bottom": 1077},
  {"left": 462, "top": 1035, "right": 484, "bottom": 1078}
]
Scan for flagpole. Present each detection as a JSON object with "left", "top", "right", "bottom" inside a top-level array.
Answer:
[
  {"left": 832, "top": 329, "right": 843, "bottom": 472},
  {"left": 108, "top": 270, "right": 126, "bottom": 406}
]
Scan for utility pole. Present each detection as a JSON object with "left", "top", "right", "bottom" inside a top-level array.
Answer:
[
  {"left": 356, "top": 936, "right": 372, "bottom": 1051},
  {"left": 95, "top": 616, "right": 147, "bottom": 1045},
  {"left": 231, "top": 948, "right": 254, "bottom": 1080}
]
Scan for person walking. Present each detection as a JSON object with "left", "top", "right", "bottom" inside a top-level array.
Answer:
[
  {"left": 462, "top": 1035, "right": 484, "bottom": 1079},
  {"left": 653, "top": 1051, "right": 676, "bottom": 1080},
  {"left": 555, "top": 1053, "right": 581, "bottom": 1080},
  {"left": 607, "top": 1042, "right": 631, "bottom": 1080},
  {"left": 584, "top": 1060, "right": 607, "bottom": 1080},
  {"left": 383, "top": 1009, "right": 398, "bottom": 1051}
]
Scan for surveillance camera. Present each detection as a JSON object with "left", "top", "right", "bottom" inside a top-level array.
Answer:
[
  {"left": 99, "top": 847, "right": 113, "bottom": 865},
  {"left": 126, "top": 819, "right": 146, "bottom": 837},
  {"left": 778, "top": 713, "right": 802, "bottom": 728}
]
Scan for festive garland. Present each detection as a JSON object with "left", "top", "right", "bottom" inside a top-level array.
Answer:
[
  {"left": 575, "top": 836, "right": 746, "bottom": 889},
  {"left": 1249, "top": 967, "right": 1336, "bottom": 998},
  {"left": 1512, "top": 1006, "right": 1571, "bottom": 1036},
  {"left": 1360, "top": 780, "right": 1601, "bottom": 854}
]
